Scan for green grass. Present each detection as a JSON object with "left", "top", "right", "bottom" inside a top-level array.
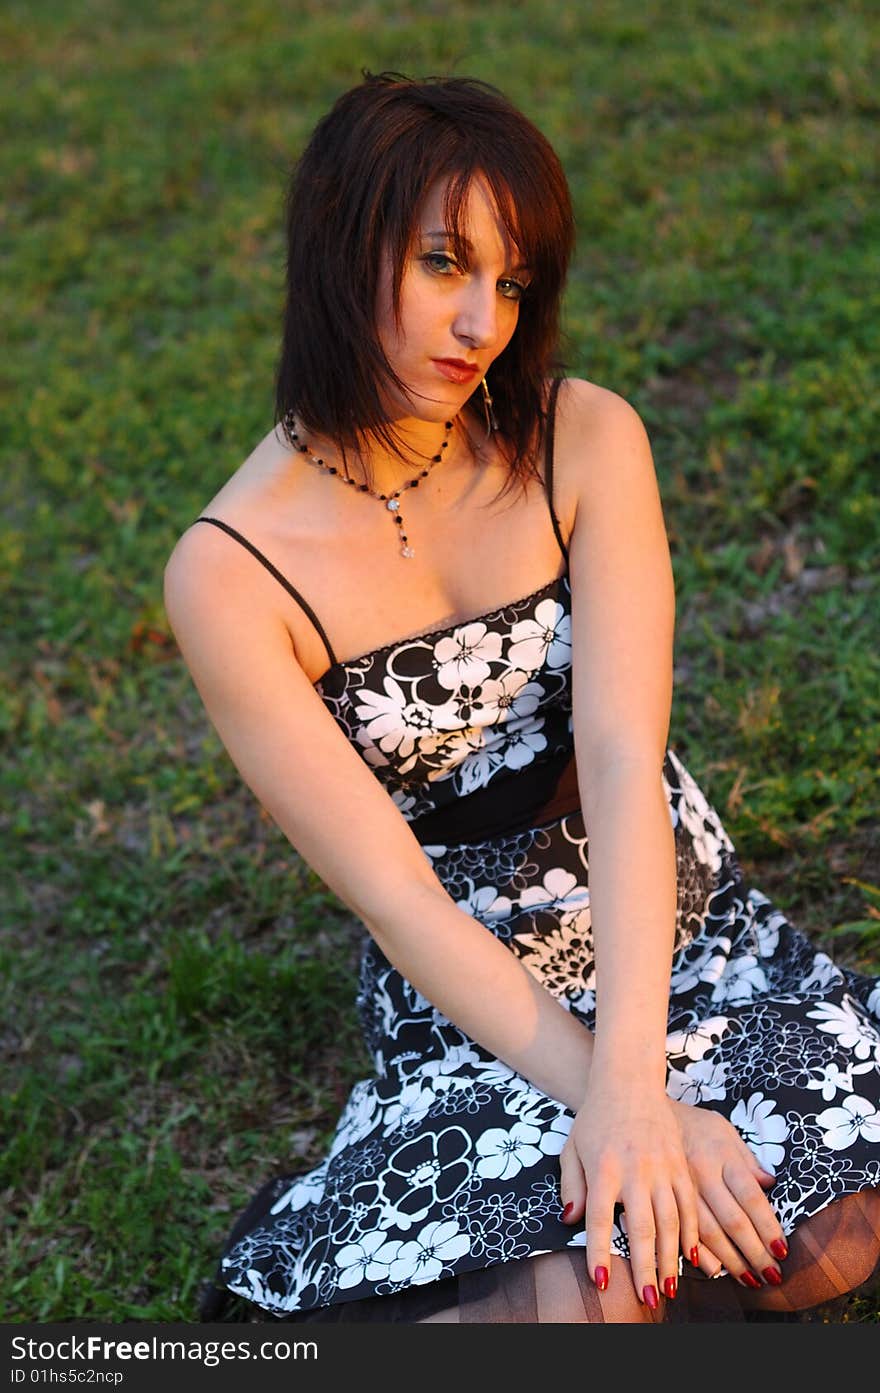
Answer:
[{"left": 2, "top": 0, "right": 878, "bottom": 1323}]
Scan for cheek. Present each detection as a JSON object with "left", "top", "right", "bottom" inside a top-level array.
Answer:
[
  {"left": 394, "top": 280, "right": 442, "bottom": 347},
  {"left": 498, "top": 305, "right": 521, "bottom": 351}
]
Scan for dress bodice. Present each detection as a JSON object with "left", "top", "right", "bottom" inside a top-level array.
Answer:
[{"left": 313, "top": 572, "right": 574, "bottom": 841}]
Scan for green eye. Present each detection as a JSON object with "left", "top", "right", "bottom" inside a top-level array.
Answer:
[
  {"left": 421, "top": 252, "right": 458, "bottom": 274},
  {"left": 498, "top": 278, "right": 528, "bottom": 302}
]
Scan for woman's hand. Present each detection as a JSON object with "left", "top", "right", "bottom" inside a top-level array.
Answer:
[
  {"left": 668, "top": 1099, "right": 789, "bottom": 1289},
  {"left": 560, "top": 1089, "right": 790, "bottom": 1300},
  {"left": 559, "top": 1076, "right": 700, "bottom": 1307}
]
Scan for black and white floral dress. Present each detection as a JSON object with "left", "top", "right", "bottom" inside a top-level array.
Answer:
[{"left": 194, "top": 384, "right": 880, "bottom": 1320}]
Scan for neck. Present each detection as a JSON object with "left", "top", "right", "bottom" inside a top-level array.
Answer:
[{"left": 292, "top": 412, "right": 468, "bottom": 497}]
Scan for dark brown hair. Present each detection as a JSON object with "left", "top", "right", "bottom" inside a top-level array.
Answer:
[{"left": 274, "top": 71, "right": 575, "bottom": 498}]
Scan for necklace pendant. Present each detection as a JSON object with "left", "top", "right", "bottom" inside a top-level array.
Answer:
[
  {"left": 401, "top": 545, "right": 415, "bottom": 558},
  {"left": 387, "top": 499, "right": 399, "bottom": 511}
]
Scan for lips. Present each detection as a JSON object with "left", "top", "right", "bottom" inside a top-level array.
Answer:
[{"left": 431, "top": 359, "right": 481, "bottom": 384}]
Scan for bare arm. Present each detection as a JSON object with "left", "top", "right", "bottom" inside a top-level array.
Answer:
[
  {"left": 162, "top": 524, "right": 593, "bottom": 1110},
  {"left": 557, "top": 380, "right": 786, "bottom": 1300},
  {"left": 566, "top": 381, "right": 677, "bottom": 1088}
]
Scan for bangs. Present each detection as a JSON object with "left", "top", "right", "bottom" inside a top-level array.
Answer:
[
  {"left": 440, "top": 166, "right": 530, "bottom": 271},
  {"left": 390, "top": 149, "right": 566, "bottom": 315}
]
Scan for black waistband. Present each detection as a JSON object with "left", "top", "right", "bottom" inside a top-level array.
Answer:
[{"left": 409, "top": 747, "right": 582, "bottom": 847}]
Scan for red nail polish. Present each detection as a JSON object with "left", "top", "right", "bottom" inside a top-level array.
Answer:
[
  {"left": 739, "top": 1270, "right": 762, "bottom": 1290},
  {"left": 762, "top": 1266, "right": 783, "bottom": 1286},
  {"left": 594, "top": 1265, "right": 609, "bottom": 1291},
  {"left": 689, "top": 1245, "right": 699, "bottom": 1266},
  {"left": 664, "top": 1276, "right": 677, "bottom": 1299},
  {"left": 561, "top": 1202, "right": 574, "bottom": 1221},
  {"left": 770, "top": 1238, "right": 788, "bottom": 1260},
  {"left": 643, "top": 1284, "right": 658, "bottom": 1309}
]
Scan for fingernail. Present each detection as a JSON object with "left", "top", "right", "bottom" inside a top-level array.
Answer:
[
  {"left": 642, "top": 1284, "right": 658, "bottom": 1309},
  {"left": 561, "top": 1202, "right": 574, "bottom": 1221},
  {"left": 762, "top": 1266, "right": 783, "bottom": 1286},
  {"left": 594, "top": 1265, "right": 608, "bottom": 1291},
  {"left": 689, "top": 1245, "right": 699, "bottom": 1266},
  {"left": 664, "top": 1276, "right": 677, "bottom": 1299},
  {"left": 770, "top": 1238, "right": 788, "bottom": 1260},
  {"left": 739, "top": 1270, "right": 762, "bottom": 1290}
]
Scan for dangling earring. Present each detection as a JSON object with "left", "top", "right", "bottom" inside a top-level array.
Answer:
[{"left": 481, "top": 376, "right": 499, "bottom": 438}]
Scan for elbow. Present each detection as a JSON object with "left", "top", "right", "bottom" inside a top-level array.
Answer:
[
  {"left": 360, "top": 876, "right": 451, "bottom": 952},
  {"left": 580, "top": 746, "right": 668, "bottom": 818}
]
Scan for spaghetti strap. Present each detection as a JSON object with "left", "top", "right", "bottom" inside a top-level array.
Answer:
[
  {"left": 192, "top": 516, "right": 339, "bottom": 669},
  {"left": 543, "top": 377, "right": 569, "bottom": 566}
]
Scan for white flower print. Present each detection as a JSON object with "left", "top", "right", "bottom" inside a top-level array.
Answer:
[
  {"left": 815, "top": 1095, "right": 880, "bottom": 1151},
  {"left": 866, "top": 980, "right": 880, "bottom": 1018},
  {"left": 328, "top": 1079, "right": 386, "bottom": 1157},
  {"left": 518, "top": 866, "right": 590, "bottom": 915},
  {"left": 401, "top": 977, "right": 433, "bottom": 1014},
  {"left": 711, "top": 953, "right": 767, "bottom": 1004},
  {"left": 799, "top": 952, "right": 841, "bottom": 995},
  {"left": 505, "top": 1093, "right": 572, "bottom": 1154},
  {"left": 420, "top": 1039, "right": 484, "bottom": 1079},
  {"left": 492, "top": 718, "right": 545, "bottom": 774},
  {"left": 460, "top": 669, "right": 542, "bottom": 728},
  {"left": 805, "top": 1061, "right": 858, "bottom": 1103},
  {"left": 512, "top": 911, "right": 596, "bottom": 1001},
  {"left": 669, "top": 938, "right": 732, "bottom": 994},
  {"left": 380, "top": 1079, "right": 439, "bottom": 1136},
  {"left": 377, "top": 1219, "right": 471, "bottom": 1285},
  {"left": 271, "top": 1160, "right": 329, "bottom": 1215},
  {"left": 666, "top": 1016, "right": 731, "bottom": 1062},
  {"left": 434, "top": 623, "right": 504, "bottom": 690},
  {"left": 234, "top": 1268, "right": 281, "bottom": 1309},
  {"left": 753, "top": 902, "right": 785, "bottom": 957},
  {"left": 336, "top": 1230, "right": 394, "bottom": 1289},
  {"left": 665, "top": 750, "right": 733, "bottom": 872},
  {"left": 473, "top": 1057, "right": 527, "bottom": 1091},
  {"left": 666, "top": 1058, "right": 729, "bottom": 1105},
  {"left": 457, "top": 883, "right": 514, "bottom": 925},
  {"left": 475, "top": 1119, "right": 548, "bottom": 1180},
  {"left": 446, "top": 739, "right": 505, "bottom": 795},
  {"left": 730, "top": 1092, "right": 789, "bottom": 1172},
  {"left": 807, "top": 997, "right": 880, "bottom": 1063},
  {"left": 508, "top": 596, "right": 571, "bottom": 672},
  {"left": 390, "top": 786, "right": 419, "bottom": 817},
  {"left": 354, "top": 676, "right": 463, "bottom": 758}
]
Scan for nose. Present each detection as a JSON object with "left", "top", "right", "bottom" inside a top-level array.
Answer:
[{"left": 453, "top": 274, "right": 500, "bottom": 350}]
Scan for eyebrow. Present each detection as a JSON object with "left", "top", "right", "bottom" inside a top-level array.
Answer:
[{"left": 422, "top": 230, "right": 530, "bottom": 273}]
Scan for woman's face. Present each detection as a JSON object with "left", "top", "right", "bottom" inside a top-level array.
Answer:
[{"left": 374, "top": 172, "right": 531, "bottom": 425}]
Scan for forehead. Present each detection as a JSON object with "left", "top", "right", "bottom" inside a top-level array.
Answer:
[{"left": 417, "top": 173, "right": 523, "bottom": 260}]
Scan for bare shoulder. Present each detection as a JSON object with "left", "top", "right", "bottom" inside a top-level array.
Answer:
[
  {"left": 163, "top": 423, "right": 300, "bottom": 600},
  {"left": 552, "top": 376, "right": 656, "bottom": 521},
  {"left": 554, "top": 376, "right": 651, "bottom": 465},
  {"left": 557, "top": 374, "right": 644, "bottom": 419}
]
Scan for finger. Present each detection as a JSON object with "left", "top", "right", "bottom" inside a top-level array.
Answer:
[
  {"left": 584, "top": 1182, "right": 616, "bottom": 1293},
  {"left": 721, "top": 1159, "right": 789, "bottom": 1267},
  {"left": 558, "top": 1140, "right": 587, "bottom": 1225},
  {"left": 697, "top": 1188, "right": 775, "bottom": 1292},
  {"left": 672, "top": 1174, "right": 701, "bottom": 1280},
  {"left": 652, "top": 1185, "right": 681, "bottom": 1301},
  {"left": 621, "top": 1192, "right": 659, "bottom": 1310},
  {"left": 694, "top": 1237, "right": 724, "bottom": 1280}
]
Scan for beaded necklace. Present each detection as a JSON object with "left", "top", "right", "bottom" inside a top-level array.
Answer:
[{"left": 282, "top": 412, "right": 455, "bottom": 558}]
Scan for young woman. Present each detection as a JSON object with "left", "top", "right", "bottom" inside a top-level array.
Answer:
[{"left": 164, "top": 72, "right": 880, "bottom": 1323}]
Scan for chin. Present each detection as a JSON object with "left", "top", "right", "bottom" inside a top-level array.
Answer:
[{"left": 405, "top": 382, "right": 477, "bottom": 422}]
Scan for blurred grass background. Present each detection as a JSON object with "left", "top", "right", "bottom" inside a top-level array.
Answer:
[{"left": 2, "top": 0, "right": 878, "bottom": 1321}]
